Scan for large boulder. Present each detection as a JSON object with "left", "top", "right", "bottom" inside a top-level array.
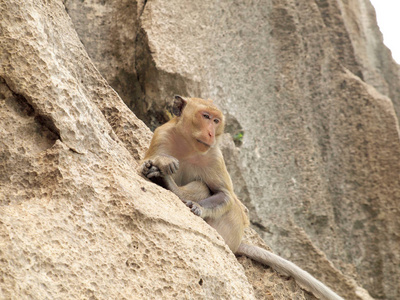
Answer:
[
  {"left": 0, "top": 1, "right": 274, "bottom": 299},
  {"left": 2, "top": 0, "right": 400, "bottom": 299},
  {"left": 65, "top": 0, "right": 400, "bottom": 299}
]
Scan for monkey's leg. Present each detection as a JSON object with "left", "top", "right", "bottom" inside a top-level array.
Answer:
[
  {"left": 161, "top": 173, "right": 230, "bottom": 219},
  {"left": 162, "top": 172, "right": 231, "bottom": 220},
  {"left": 163, "top": 175, "right": 211, "bottom": 203}
]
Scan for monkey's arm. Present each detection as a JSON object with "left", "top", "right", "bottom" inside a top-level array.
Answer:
[
  {"left": 186, "top": 192, "right": 231, "bottom": 218},
  {"left": 177, "top": 154, "right": 234, "bottom": 218},
  {"left": 141, "top": 122, "right": 181, "bottom": 177},
  {"left": 163, "top": 173, "right": 230, "bottom": 219},
  {"left": 190, "top": 155, "right": 235, "bottom": 217},
  {"left": 163, "top": 174, "right": 211, "bottom": 203}
]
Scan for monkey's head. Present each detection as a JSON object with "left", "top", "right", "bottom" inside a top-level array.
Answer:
[{"left": 173, "top": 95, "right": 225, "bottom": 153}]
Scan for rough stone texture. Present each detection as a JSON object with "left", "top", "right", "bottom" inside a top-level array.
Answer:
[
  {"left": 63, "top": 0, "right": 169, "bottom": 129},
  {"left": 137, "top": 1, "right": 400, "bottom": 299},
  {"left": 331, "top": 0, "right": 400, "bottom": 119},
  {"left": 2, "top": 0, "right": 400, "bottom": 300},
  {"left": 0, "top": 0, "right": 275, "bottom": 299},
  {"left": 63, "top": 0, "right": 400, "bottom": 299},
  {"left": 63, "top": 0, "right": 148, "bottom": 123},
  {"left": 239, "top": 228, "right": 318, "bottom": 300}
]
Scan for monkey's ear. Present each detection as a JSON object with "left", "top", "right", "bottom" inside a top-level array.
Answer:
[{"left": 173, "top": 95, "right": 187, "bottom": 116}]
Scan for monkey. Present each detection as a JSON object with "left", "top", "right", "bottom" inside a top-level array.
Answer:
[{"left": 141, "top": 96, "right": 344, "bottom": 300}]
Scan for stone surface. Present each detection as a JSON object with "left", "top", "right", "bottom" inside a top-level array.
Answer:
[
  {"left": 239, "top": 228, "right": 318, "bottom": 300},
  {"left": 63, "top": 0, "right": 152, "bottom": 124},
  {"left": 330, "top": 0, "right": 400, "bottom": 119},
  {"left": 2, "top": 0, "right": 400, "bottom": 299},
  {"left": 0, "top": 0, "right": 270, "bottom": 299},
  {"left": 125, "top": 1, "right": 399, "bottom": 299}
]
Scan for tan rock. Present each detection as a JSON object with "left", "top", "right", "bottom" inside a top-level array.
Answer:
[
  {"left": 0, "top": 0, "right": 263, "bottom": 299},
  {"left": 3, "top": 0, "right": 400, "bottom": 299}
]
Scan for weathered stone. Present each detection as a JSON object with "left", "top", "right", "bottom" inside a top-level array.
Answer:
[
  {"left": 321, "top": 0, "right": 400, "bottom": 119},
  {"left": 64, "top": 0, "right": 148, "bottom": 123},
  {"left": 134, "top": 1, "right": 400, "bottom": 299},
  {"left": 239, "top": 228, "right": 318, "bottom": 300},
  {"left": 3, "top": 0, "right": 400, "bottom": 299},
  {"left": 0, "top": 0, "right": 262, "bottom": 299}
]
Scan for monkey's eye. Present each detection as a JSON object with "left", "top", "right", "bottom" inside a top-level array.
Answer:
[
  {"left": 203, "top": 113, "right": 211, "bottom": 120},
  {"left": 214, "top": 119, "right": 220, "bottom": 124}
]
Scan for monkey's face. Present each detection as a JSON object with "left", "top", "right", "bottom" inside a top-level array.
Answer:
[{"left": 191, "top": 109, "right": 223, "bottom": 153}]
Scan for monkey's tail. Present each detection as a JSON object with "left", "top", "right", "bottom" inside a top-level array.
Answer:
[{"left": 236, "top": 243, "right": 344, "bottom": 300}]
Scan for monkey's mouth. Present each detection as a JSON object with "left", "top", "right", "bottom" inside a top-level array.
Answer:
[{"left": 196, "top": 139, "right": 211, "bottom": 148}]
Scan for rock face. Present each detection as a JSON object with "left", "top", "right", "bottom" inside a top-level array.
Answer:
[
  {"left": 136, "top": 2, "right": 398, "bottom": 300},
  {"left": 65, "top": 0, "right": 400, "bottom": 299},
  {"left": 0, "top": 1, "right": 266, "bottom": 299},
  {"left": 2, "top": 0, "right": 400, "bottom": 300}
]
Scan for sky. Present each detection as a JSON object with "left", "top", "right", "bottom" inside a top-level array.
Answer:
[{"left": 369, "top": 0, "right": 400, "bottom": 64}]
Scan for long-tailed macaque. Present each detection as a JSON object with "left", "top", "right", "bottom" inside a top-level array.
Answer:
[{"left": 141, "top": 96, "right": 344, "bottom": 300}]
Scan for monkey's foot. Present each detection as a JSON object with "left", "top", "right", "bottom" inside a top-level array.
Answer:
[{"left": 186, "top": 201, "right": 202, "bottom": 217}]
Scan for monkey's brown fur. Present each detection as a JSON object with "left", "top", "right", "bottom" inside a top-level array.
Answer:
[{"left": 141, "top": 96, "right": 343, "bottom": 300}]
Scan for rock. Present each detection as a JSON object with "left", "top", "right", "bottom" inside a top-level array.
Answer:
[
  {"left": 3, "top": 0, "right": 400, "bottom": 299},
  {"left": 130, "top": 1, "right": 399, "bottom": 299},
  {"left": 322, "top": 0, "right": 400, "bottom": 119},
  {"left": 0, "top": 0, "right": 264, "bottom": 299},
  {"left": 64, "top": 0, "right": 148, "bottom": 124},
  {"left": 239, "top": 228, "right": 318, "bottom": 300}
]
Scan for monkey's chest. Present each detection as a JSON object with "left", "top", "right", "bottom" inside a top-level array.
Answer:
[{"left": 173, "top": 162, "right": 207, "bottom": 186}]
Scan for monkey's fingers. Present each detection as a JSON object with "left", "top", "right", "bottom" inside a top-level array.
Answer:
[
  {"left": 165, "top": 164, "right": 174, "bottom": 175},
  {"left": 142, "top": 161, "right": 154, "bottom": 175},
  {"left": 168, "top": 160, "right": 179, "bottom": 174},
  {"left": 144, "top": 160, "right": 153, "bottom": 168},
  {"left": 191, "top": 206, "right": 202, "bottom": 216},
  {"left": 145, "top": 166, "right": 162, "bottom": 178},
  {"left": 186, "top": 201, "right": 202, "bottom": 216}
]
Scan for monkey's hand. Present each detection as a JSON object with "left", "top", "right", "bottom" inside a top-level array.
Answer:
[
  {"left": 186, "top": 201, "right": 203, "bottom": 217},
  {"left": 142, "top": 155, "right": 179, "bottom": 179}
]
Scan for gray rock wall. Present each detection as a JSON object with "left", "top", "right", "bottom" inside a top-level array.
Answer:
[
  {"left": 66, "top": 0, "right": 400, "bottom": 299},
  {"left": 130, "top": 1, "right": 400, "bottom": 299},
  {"left": 2, "top": 0, "right": 399, "bottom": 299}
]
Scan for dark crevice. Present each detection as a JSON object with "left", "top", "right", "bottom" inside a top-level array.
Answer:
[
  {"left": 134, "top": 24, "right": 171, "bottom": 130},
  {"left": 34, "top": 115, "right": 61, "bottom": 140},
  {"left": 138, "top": 0, "right": 148, "bottom": 18},
  {"left": 134, "top": 1, "right": 198, "bottom": 131},
  {"left": 133, "top": 27, "right": 148, "bottom": 122},
  {"left": 1, "top": 76, "right": 62, "bottom": 142},
  {"left": 251, "top": 221, "right": 271, "bottom": 234},
  {"left": 134, "top": 26, "right": 201, "bottom": 130},
  {"left": 133, "top": 1, "right": 153, "bottom": 127},
  {"left": 69, "top": 147, "right": 83, "bottom": 154},
  {"left": 11, "top": 94, "right": 35, "bottom": 117}
]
